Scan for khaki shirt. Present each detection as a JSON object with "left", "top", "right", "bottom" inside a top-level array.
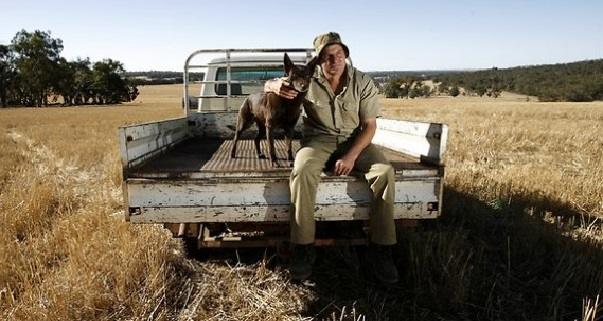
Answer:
[{"left": 302, "top": 64, "right": 380, "bottom": 139}]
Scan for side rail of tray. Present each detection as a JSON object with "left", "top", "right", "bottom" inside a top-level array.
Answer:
[{"left": 119, "top": 117, "right": 190, "bottom": 174}]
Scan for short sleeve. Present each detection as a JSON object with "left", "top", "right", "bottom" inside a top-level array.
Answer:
[{"left": 358, "top": 75, "right": 380, "bottom": 121}]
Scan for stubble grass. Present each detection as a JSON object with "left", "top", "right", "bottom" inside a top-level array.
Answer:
[{"left": 1, "top": 85, "right": 602, "bottom": 320}]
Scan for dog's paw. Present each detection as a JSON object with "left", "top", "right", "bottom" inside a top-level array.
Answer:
[{"left": 258, "top": 154, "right": 266, "bottom": 159}]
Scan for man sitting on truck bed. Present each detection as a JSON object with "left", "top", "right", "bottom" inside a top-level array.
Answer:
[{"left": 265, "top": 32, "right": 398, "bottom": 284}]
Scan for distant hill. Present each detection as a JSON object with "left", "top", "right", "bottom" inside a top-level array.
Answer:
[
  {"left": 125, "top": 71, "right": 204, "bottom": 85},
  {"left": 367, "top": 70, "right": 468, "bottom": 93},
  {"left": 432, "top": 59, "right": 603, "bottom": 102},
  {"left": 129, "top": 59, "right": 603, "bottom": 102}
]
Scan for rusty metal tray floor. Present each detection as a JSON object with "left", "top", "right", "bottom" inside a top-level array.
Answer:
[{"left": 129, "top": 138, "right": 438, "bottom": 179}]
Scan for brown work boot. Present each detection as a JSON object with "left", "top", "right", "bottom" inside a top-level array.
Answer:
[
  {"left": 368, "top": 243, "right": 399, "bottom": 285},
  {"left": 289, "top": 244, "right": 316, "bottom": 281}
]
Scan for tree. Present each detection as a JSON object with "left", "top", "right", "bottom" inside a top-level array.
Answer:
[
  {"left": 398, "top": 76, "right": 417, "bottom": 98},
  {"left": 69, "top": 58, "right": 94, "bottom": 105},
  {"left": 438, "top": 84, "right": 449, "bottom": 95},
  {"left": 409, "top": 85, "right": 422, "bottom": 98},
  {"left": 127, "top": 82, "right": 139, "bottom": 102},
  {"left": 475, "top": 84, "right": 487, "bottom": 97},
  {"left": 449, "top": 86, "right": 460, "bottom": 97},
  {"left": 0, "top": 44, "right": 16, "bottom": 107},
  {"left": 11, "top": 30, "right": 64, "bottom": 106},
  {"left": 53, "top": 57, "right": 75, "bottom": 105},
  {"left": 384, "top": 78, "right": 403, "bottom": 98},
  {"left": 92, "top": 59, "right": 138, "bottom": 104},
  {"left": 422, "top": 84, "right": 433, "bottom": 97}
]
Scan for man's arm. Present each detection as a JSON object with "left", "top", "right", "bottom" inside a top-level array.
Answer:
[
  {"left": 264, "top": 78, "right": 298, "bottom": 100},
  {"left": 334, "top": 72, "right": 381, "bottom": 176},
  {"left": 334, "top": 118, "right": 376, "bottom": 176}
]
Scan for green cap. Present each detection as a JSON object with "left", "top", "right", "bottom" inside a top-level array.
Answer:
[{"left": 313, "top": 32, "right": 350, "bottom": 58}]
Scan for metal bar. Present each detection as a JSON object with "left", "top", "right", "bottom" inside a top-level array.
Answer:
[
  {"left": 198, "top": 237, "right": 367, "bottom": 248},
  {"left": 225, "top": 51, "right": 231, "bottom": 110},
  {"left": 188, "top": 62, "right": 302, "bottom": 69},
  {"left": 177, "top": 223, "right": 186, "bottom": 237},
  {"left": 183, "top": 48, "right": 313, "bottom": 77},
  {"left": 193, "top": 80, "right": 260, "bottom": 85},
  {"left": 183, "top": 65, "right": 190, "bottom": 115},
  {"left": 188, "top": 48, "right": 311, "bottom": 56},
  {"left": 192, "top": 95, "right": 247, "bottom": 99}
]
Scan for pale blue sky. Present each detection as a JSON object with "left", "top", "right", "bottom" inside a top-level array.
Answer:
[{"left": 1, "top": 0, "right": 602, "bottom": 72}]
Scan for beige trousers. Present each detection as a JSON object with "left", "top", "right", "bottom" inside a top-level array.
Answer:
[{"left": 289, "top": 137, "right": 396, "bottom": 245}]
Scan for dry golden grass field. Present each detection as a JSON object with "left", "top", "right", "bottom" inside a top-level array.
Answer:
[{"left": 1, "top": 84, "right": 602, "bottom": 321}]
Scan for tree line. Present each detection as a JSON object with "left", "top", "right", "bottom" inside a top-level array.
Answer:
[
  {"left": 376, "top": 72, "right": 464, "bottom": 99},
  {"left": 383, "top": 77, "right": 436, "bottom": 99},
  {"left": 434, "top": 60, "right": 603, "bottom": 102},
  {"left": 0, "top": 30, "right": 138, "bottom": 107},
  {"left": 380, "top": 59, "right": 603, "bottom": 102}
]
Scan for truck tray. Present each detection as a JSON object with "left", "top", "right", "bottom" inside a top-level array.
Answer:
[{"left": 128, "top": 137, "right": 440, "bottom": 179}]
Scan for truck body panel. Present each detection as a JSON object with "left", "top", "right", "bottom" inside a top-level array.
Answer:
[{"left": 121, "top": 113, "right": 446, "bottom": 224}]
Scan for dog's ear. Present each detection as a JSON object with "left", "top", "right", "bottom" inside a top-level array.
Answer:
[
  {"left": 306, "top": 55, "right": 319, "bottom": 73},
  {"left": 284, "top": 53, "right": 294, "bottom": 75}
]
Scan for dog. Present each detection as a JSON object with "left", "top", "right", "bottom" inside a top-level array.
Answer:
[{"left": 230, "top": 53, "right": 318, "bottom": 167}]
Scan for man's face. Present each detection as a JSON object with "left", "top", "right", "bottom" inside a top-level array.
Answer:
[{"left": 320, "top": 44, "right": 346, "bottom": 80}]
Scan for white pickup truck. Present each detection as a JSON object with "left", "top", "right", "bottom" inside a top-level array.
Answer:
[{"left": 119, "top": 48, "right": 448, "bottom": 249}]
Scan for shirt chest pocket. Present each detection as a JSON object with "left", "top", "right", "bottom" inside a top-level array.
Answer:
[
  {"left": 304, "top": 97, "right": 330, "bottom": 120},
  {"left": 339, "top": 97, "right": 359, "bottom": 129}
]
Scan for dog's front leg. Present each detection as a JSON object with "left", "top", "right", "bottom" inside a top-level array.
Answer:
[
  {"left": 285, "top": 127, "right": 295, "bottom": 165},
  {"left": 266, "top": 125, "right": 278, "bottom": 168}
]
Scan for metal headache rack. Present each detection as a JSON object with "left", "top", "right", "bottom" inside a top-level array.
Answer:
[{"left": 182, "top": 48, "right": 314, "bottom": 115}]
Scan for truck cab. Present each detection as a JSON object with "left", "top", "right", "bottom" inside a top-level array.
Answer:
[{"left": 119, "top": 48, "right": 448, "bottom": 249}]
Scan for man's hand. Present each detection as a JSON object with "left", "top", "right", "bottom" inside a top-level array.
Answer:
[
  {"left": 333, "top": 118, "right": 377, "bottom": 176},
  {"left": 264, "top": 77, "right": 298, "bottom": 100},
  {"left": 334, "top": 153, "right": 357, "bottom": 176}
]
